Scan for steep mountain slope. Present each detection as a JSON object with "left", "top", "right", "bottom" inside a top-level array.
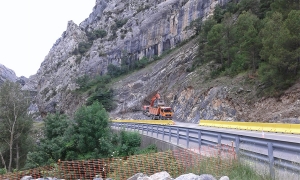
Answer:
[
  {"left": 27, "top": 0, "right": 228, "bottom": 116},
  {"left": 111, "top": 38, "right": 300, "bottom": 123},
  {"left": 24, "top": 0, "right": 300, "bottom": 123}
]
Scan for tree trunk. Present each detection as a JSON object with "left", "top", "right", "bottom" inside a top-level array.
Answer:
[
  {"left": 16, "top": 143, "right": 19, "bottom": 170},
  {"left": 252, "top": 51, "right": 255, "bottom": 74},
  {"left": 8, "top": 117, "right": 16, "bottom": 172},
  {"left": 8, "top": 127, "right": 14, "bottom": 172},
  {"left": 296, "top": 56, "right": 300, "bottom": 75},
  {"left": 0, "top": 151, "right": 6, "bottom": 170}
]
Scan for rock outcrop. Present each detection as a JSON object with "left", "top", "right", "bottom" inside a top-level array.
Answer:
[{"left": 0, "top": 64, "right": 18, "bottom": 85}]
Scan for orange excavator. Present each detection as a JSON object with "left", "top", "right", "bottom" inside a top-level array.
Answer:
[{"left": 147, "top": 92, "right": 173, "bottom": 120}]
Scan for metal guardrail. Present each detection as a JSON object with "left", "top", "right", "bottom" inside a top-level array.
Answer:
[
  {"left": 199, "top": 120, "right": 300, "bottom": 134},
  {"left": 111, "top": 122, "right": 300, "bottom": 180}
]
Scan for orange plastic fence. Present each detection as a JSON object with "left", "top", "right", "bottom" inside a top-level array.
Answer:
[{"left": 1, "top": 145, "right": 236, "bottom": 180}]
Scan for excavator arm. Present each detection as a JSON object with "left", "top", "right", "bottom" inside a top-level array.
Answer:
[{"left": 150, "top": 93, "right": 160, "bottom": 107}]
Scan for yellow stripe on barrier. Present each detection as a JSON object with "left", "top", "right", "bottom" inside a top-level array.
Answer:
[
  {"left": 112, "top": 120, "right": 175, "bottom": 125},
  {"left": 199, "top": 120, "right": 300, "bottom": 134}
]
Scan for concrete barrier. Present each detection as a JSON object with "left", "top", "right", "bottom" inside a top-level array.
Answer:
[{"left": 199, "top": 120, "right": 300, "bottom": 134}]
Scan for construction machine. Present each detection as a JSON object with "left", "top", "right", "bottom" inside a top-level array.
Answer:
[
  {"left": 142, "top": 105, "right": 150, "bottom": 116},
  {"left": 147, "top": 93, "right": 173, "bottom": 120}
]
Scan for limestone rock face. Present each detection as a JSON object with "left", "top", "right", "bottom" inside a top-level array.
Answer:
[
  {"left": 33, "top": 20, "right": 87, "bottom": 115},
  {"left": 32, "top": 0, "right": 227, "bottom": 116},
  {"left": 110, "top": 38, "right": 237, "bottom": 123},
  {"left": 0, "top": 64, "right": 17, "bottom": 85}
]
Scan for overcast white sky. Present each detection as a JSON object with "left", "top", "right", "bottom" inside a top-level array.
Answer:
[{"left": 0, "top": 0, "right": 95, "bottom": 78}]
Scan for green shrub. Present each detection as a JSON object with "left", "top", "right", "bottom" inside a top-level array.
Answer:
[
  {"left": 75, "top": 75, "right": 89, "bottom": 90},
  {"left": 78, "top": 42, "right": 92, "bottom": 55},
  {"left": 118, "top": 130, "right": 141, "bottom": 156},
  {"left": 0, "top": 168, "right": 7, "bottom": 175},
  {"left": 87, "top": 29, "right": 108, "bottom": 41},
  {"left": 134, "top": 144, "right": 158, "bottom": 155}
]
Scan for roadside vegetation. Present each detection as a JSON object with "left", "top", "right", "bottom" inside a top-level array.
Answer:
[
  {"left": 192, "top": 0, "right": 300, "bottom": 96},
  {"left": 24, "top": 102, "right": 157, "bottom": 169}
]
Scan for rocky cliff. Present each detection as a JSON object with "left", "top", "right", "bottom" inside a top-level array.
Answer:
[
  {"left": 29, "top": 0, "right": 228, "bottom": 116},
  {"left": 26, "top": 0, "right": 300, "bottom": 123},
  {"left": 0, "top": 64, "right": 18, "bottom": 85}
]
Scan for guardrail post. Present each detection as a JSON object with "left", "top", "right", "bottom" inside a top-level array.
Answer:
[
  {"left": 169, "top": 127, "right": 171, "bottom": 142},
  {"left": 186, "top": 129, "right": 190, "bottom": 149},
  {"left": 162, "top": 126, "right": 165, "bottom": 140},
  {"left": 147, "top": 124, "right": 149, "bottom": 135},
  {"left": 268, "top": 142, "right": 275, "bottom": 180},
  {"left": 177, "top": 128, "right": 179, "bottom": 145},
  {"left": 235, "top": 136, "right": 240, "bottom": 160},
  {"left": 157, "top": 126, "right": 159, "bottom": 138},
  {"left": 198, "top": 131, "right": 202, "bottom": 149},
  {"left": 142, "top": 124, "right": 144, "bottom": 134},
  {"left": 218, "top": 134, "right": 221, "bottom": 145},
  {"left": 152, "top": 125, "right": 154, "bottom": 136}
]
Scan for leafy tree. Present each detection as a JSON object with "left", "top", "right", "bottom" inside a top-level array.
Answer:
[
  {"left": 188, "top": 17, "right": 203, "bottom": 35},
  {"left": 258, "top": 0, "right": 275, "bottom": 19},
  {"left": 271, "top": 0, "right": 300, "bottom": 19},
  {"left": 259, "top": 11, "right": 300, "bottom": 95},
  {"left": 238, "top": 0, "right": 260, "bottom": 16},
  {"left": 204, "top": 24, "right": 225, "bottom": 65},
  {"left": 222, "top": 12, "right": 238, "bottom": 68},
  {"left": 25, "top": 114, "right": 70, "bottom": 168},
  {"left": 65, "top": 102, "right": 111, "bottom": 159},
  {"left": 26, "top": 102, "right": 112, "bottom": 167},
  {"left": 235, "top": 11, "right": 261, "bottom": 74},
  {"left": 118, "top": 130, "right": 141, "bottom": 156},
  {"left": 201, "top": 18, "right": 217, "bottom": 37},
  {"left": 196, "top": 18, "right": 217, "bottom": 67},
  {"left": 0, "top": 81, "right": 33, "bottom": 172},
  {"left": 86, "top": 88, "right": 115, "bottom": 111},
  {"left": 284, "top": 10, "right": 300, "bottom": 72},
  {"left": 213, "top": 5, "right": 224, "bottom": 23}
]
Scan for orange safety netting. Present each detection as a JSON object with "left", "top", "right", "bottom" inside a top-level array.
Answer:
[{"left": 1, "top": 145, "right": 235, "bottom": 180}]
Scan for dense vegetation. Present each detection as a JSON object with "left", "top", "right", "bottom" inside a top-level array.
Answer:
[
  {"left": 194, "top": 0, "right": 300, "bottom": 96},
  {"left": 0, "top": 82, "right": 34, "bottom": 173},
  {"left": 24, "top": 102, "right": 157, "bottom": 169}
]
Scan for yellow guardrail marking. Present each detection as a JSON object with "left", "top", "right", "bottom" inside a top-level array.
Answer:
[
  {"left": 112, "top": 120, "right": 175, "bottom": 125},
  {"left": 199, "top": 120, "right": 300, "bottom": 134}
]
